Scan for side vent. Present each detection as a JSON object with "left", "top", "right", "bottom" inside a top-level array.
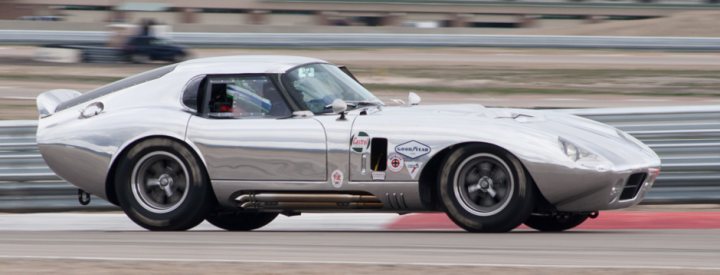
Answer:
[
  {"left": 370, "top": 138, "right": 387, "bottom": 171},
  {"left": 385, "top": 192, "right": 408, "bottom": 209}
]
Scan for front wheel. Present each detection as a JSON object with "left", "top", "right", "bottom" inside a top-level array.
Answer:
[
  {"left": 439, "top": 145, "right": 535, "bottom": 232},
  {"left": 524, "top": 213, "right": 589, "bottom": 232},
  {"left": 206, "top": 211, "right": 278, "bottom": 231},
  {"left": 115, "top": 138, "right": 213, "bottom": 231}
]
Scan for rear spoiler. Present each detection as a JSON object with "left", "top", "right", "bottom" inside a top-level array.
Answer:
[{"left": 36, "top": 89, "right": 81, "bottom": 118}]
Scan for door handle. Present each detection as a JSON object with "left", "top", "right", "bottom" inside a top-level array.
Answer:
[
  {"left": 80, "top": 101, "right": 104, "bottom": 119},
  {"left": 361, "top": 153, "right": 368, "bottom": 175}
]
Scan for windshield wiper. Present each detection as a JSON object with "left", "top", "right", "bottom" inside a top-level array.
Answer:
[
  {"left": 321, "top": 100, "right": 383, "bottom": 113},
  {"left": 346, "top": 101, "right": 383, "bottom": 109}
]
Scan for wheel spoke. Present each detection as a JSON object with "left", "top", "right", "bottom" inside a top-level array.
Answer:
[
  {"left": 161, "top": 185, "right": 173, "bottom": 197},
  {"left": 496, "top": 185, "right": 507, "bottom": 198},
  {"left": 486, "top": 186, "right": 497, "bottom": 198},
  {"left": 465, "top": 168, "right": 480, "bottom": 185},
  {"left": 468, "top": 190, "right": 480, "bottom": 202},
  {"left": 479, "top": 195, "right": 494, "bottom": 207},
  {"left": 148, "top": 162, "right": 164, "bottom": 177},
  {"left": 151, "top": 188, "right": 163, "bottom": 202},
  {"left": 173, "top": 165, "right": 184, "bottom": 177},
  {"left": 490, "top": 169, "right": 507, "bottom": 185},
  {"left": 479, "top": 162, "right": 492, "bottom": 177},
  {"left": 146, "top": 178, "right": 161, "bottom": 188}
]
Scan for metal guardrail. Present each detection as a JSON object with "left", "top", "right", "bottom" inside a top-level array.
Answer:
[
  {"left": 0, "top": 120, "right": 115, "bottom": 212},
  {"left": 0, "top": 105, "right": 718, "bottom": 212},
  {"left": 3, "top": 30, "right": 720, "bottom": 50}
]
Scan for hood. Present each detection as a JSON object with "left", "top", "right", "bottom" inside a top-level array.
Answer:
[{"left": 357, "top": 104, "right": 658, "bottom": 167}]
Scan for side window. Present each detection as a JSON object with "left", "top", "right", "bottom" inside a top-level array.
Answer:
[
  {"left": 182, "top": 75, "right": 204, "bottom": 112},
  {"left": 205, "top": 75, "right": 291, "bottom": 119}
]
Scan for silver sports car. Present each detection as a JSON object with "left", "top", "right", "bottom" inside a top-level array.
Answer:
[{"left": 36, "top": 56, "right": 661, "bottom": 232}]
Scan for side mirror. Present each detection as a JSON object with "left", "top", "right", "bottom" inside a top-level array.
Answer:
[
  {"left": 331, "top": 99, "right": 348, "bottom": 120},
  {"left": 408, "top": 92, "right": 421, "bottom": 106},
  {"left": 331, "top": 99, "right": 348, "bottom": 114}
]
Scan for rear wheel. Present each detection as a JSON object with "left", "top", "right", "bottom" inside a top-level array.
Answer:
[
  {"left": 439, "top": 145, "right": 535, "bottom": 232},
  {"left": 115, "top": 138, "right": 213, "bottom": 231},
  {"left": 206, "top": 211, "right": 278, "bottom": 231},
  {"left": 524, "top": 213, "right": 589, "bottom": 232}
]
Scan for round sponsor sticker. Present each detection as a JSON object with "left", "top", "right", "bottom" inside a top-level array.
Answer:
[
  {"left": 387, "top": 153, "right": 404, "bottom": 172},
  {"left": 331, "top": 169, "right": 344, "bottom": 188},
  {"left": 351, "top": 131, "right": 370, "bottom": 153}
]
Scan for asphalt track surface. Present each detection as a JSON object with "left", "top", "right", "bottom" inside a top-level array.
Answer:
[{"left": 0, "top": 213, "right": 719, "bottom": 273}]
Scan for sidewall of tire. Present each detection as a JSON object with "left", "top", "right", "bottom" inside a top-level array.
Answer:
[
  {"left": 115, "top": 138, "right": 212, "bottom": 231},
  {"left": 440, "top": 145, "right": 535, "bottom": 232}
]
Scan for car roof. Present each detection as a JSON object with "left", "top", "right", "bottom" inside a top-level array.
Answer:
[{"left": 173, "top": 55, "right": 329, "bottom": 75}]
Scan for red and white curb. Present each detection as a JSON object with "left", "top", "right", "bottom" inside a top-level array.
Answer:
[{"left": 1, "top": 212, "right": 719, "bottom": 231}]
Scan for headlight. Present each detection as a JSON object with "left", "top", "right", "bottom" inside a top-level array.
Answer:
[
  {"left": 558, "top": 138, "right": 611, "bottom": 171},
  {"left": 560, "top": 139, "right": 579, "bottom": 161}
]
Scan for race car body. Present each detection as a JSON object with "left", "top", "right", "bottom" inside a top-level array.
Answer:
[{"left": 36, "top": 56, "right": 661, "bottom": 232}]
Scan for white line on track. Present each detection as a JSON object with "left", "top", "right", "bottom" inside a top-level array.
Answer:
[
  {"left": 462, "top": 97, "right": 502, "bottom": 102},
  {"left": 0, "top": 255, "right": 718, "bottom": 271},
  {"left": 543, "top": 98, "right": 584, "bottom": 101},
  {"left": 624, "top": 98, "right": 670, "bottom": 102},
  {"left": 0, "top": 96, "right": 34, "bottom": 100}
]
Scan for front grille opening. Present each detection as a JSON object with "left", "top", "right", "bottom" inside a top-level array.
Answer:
[{"left": 619, "top": 172, "right": 648, "bottom": 200}]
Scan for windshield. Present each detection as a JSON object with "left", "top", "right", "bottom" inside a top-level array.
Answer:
[{"left": 282, "top": 63, "right": 382, "bottom": 113}]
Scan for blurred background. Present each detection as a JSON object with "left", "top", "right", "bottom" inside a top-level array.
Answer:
[
  {"left": 0, "top": 2, "right": 718, "bottom": 272},
  {"left": 0, "top": 0, "right": 719, "bottom": 118}
]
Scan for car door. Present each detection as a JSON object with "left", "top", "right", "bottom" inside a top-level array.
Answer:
[{"left": 185, "top": 74, "right": 327, "bottom": 181}]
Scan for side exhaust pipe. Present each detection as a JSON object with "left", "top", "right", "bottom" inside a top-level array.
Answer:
[
  {"left": 236, "top": 192, "right": 383, "bottom": 210},
  {"left": 78, "top": 189, "right": 91, "bottom": 205}
]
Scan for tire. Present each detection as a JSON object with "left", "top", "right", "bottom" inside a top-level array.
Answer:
[
  {"left": 524, "top": 213, "right": 589, "bottom": 232},
  {"left": 439, "top": 145, "right": 535, "bottom": 232},
  {"left": 115, "top": 138, "right": 213, "bottom": 231},
  {"left": 206, "top": 211, "right": 278, "bottom": 231}
]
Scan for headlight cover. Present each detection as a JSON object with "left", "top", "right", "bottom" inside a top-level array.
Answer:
[{"left": 558, "top": 138, "right": 612, "bottom": 171}]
